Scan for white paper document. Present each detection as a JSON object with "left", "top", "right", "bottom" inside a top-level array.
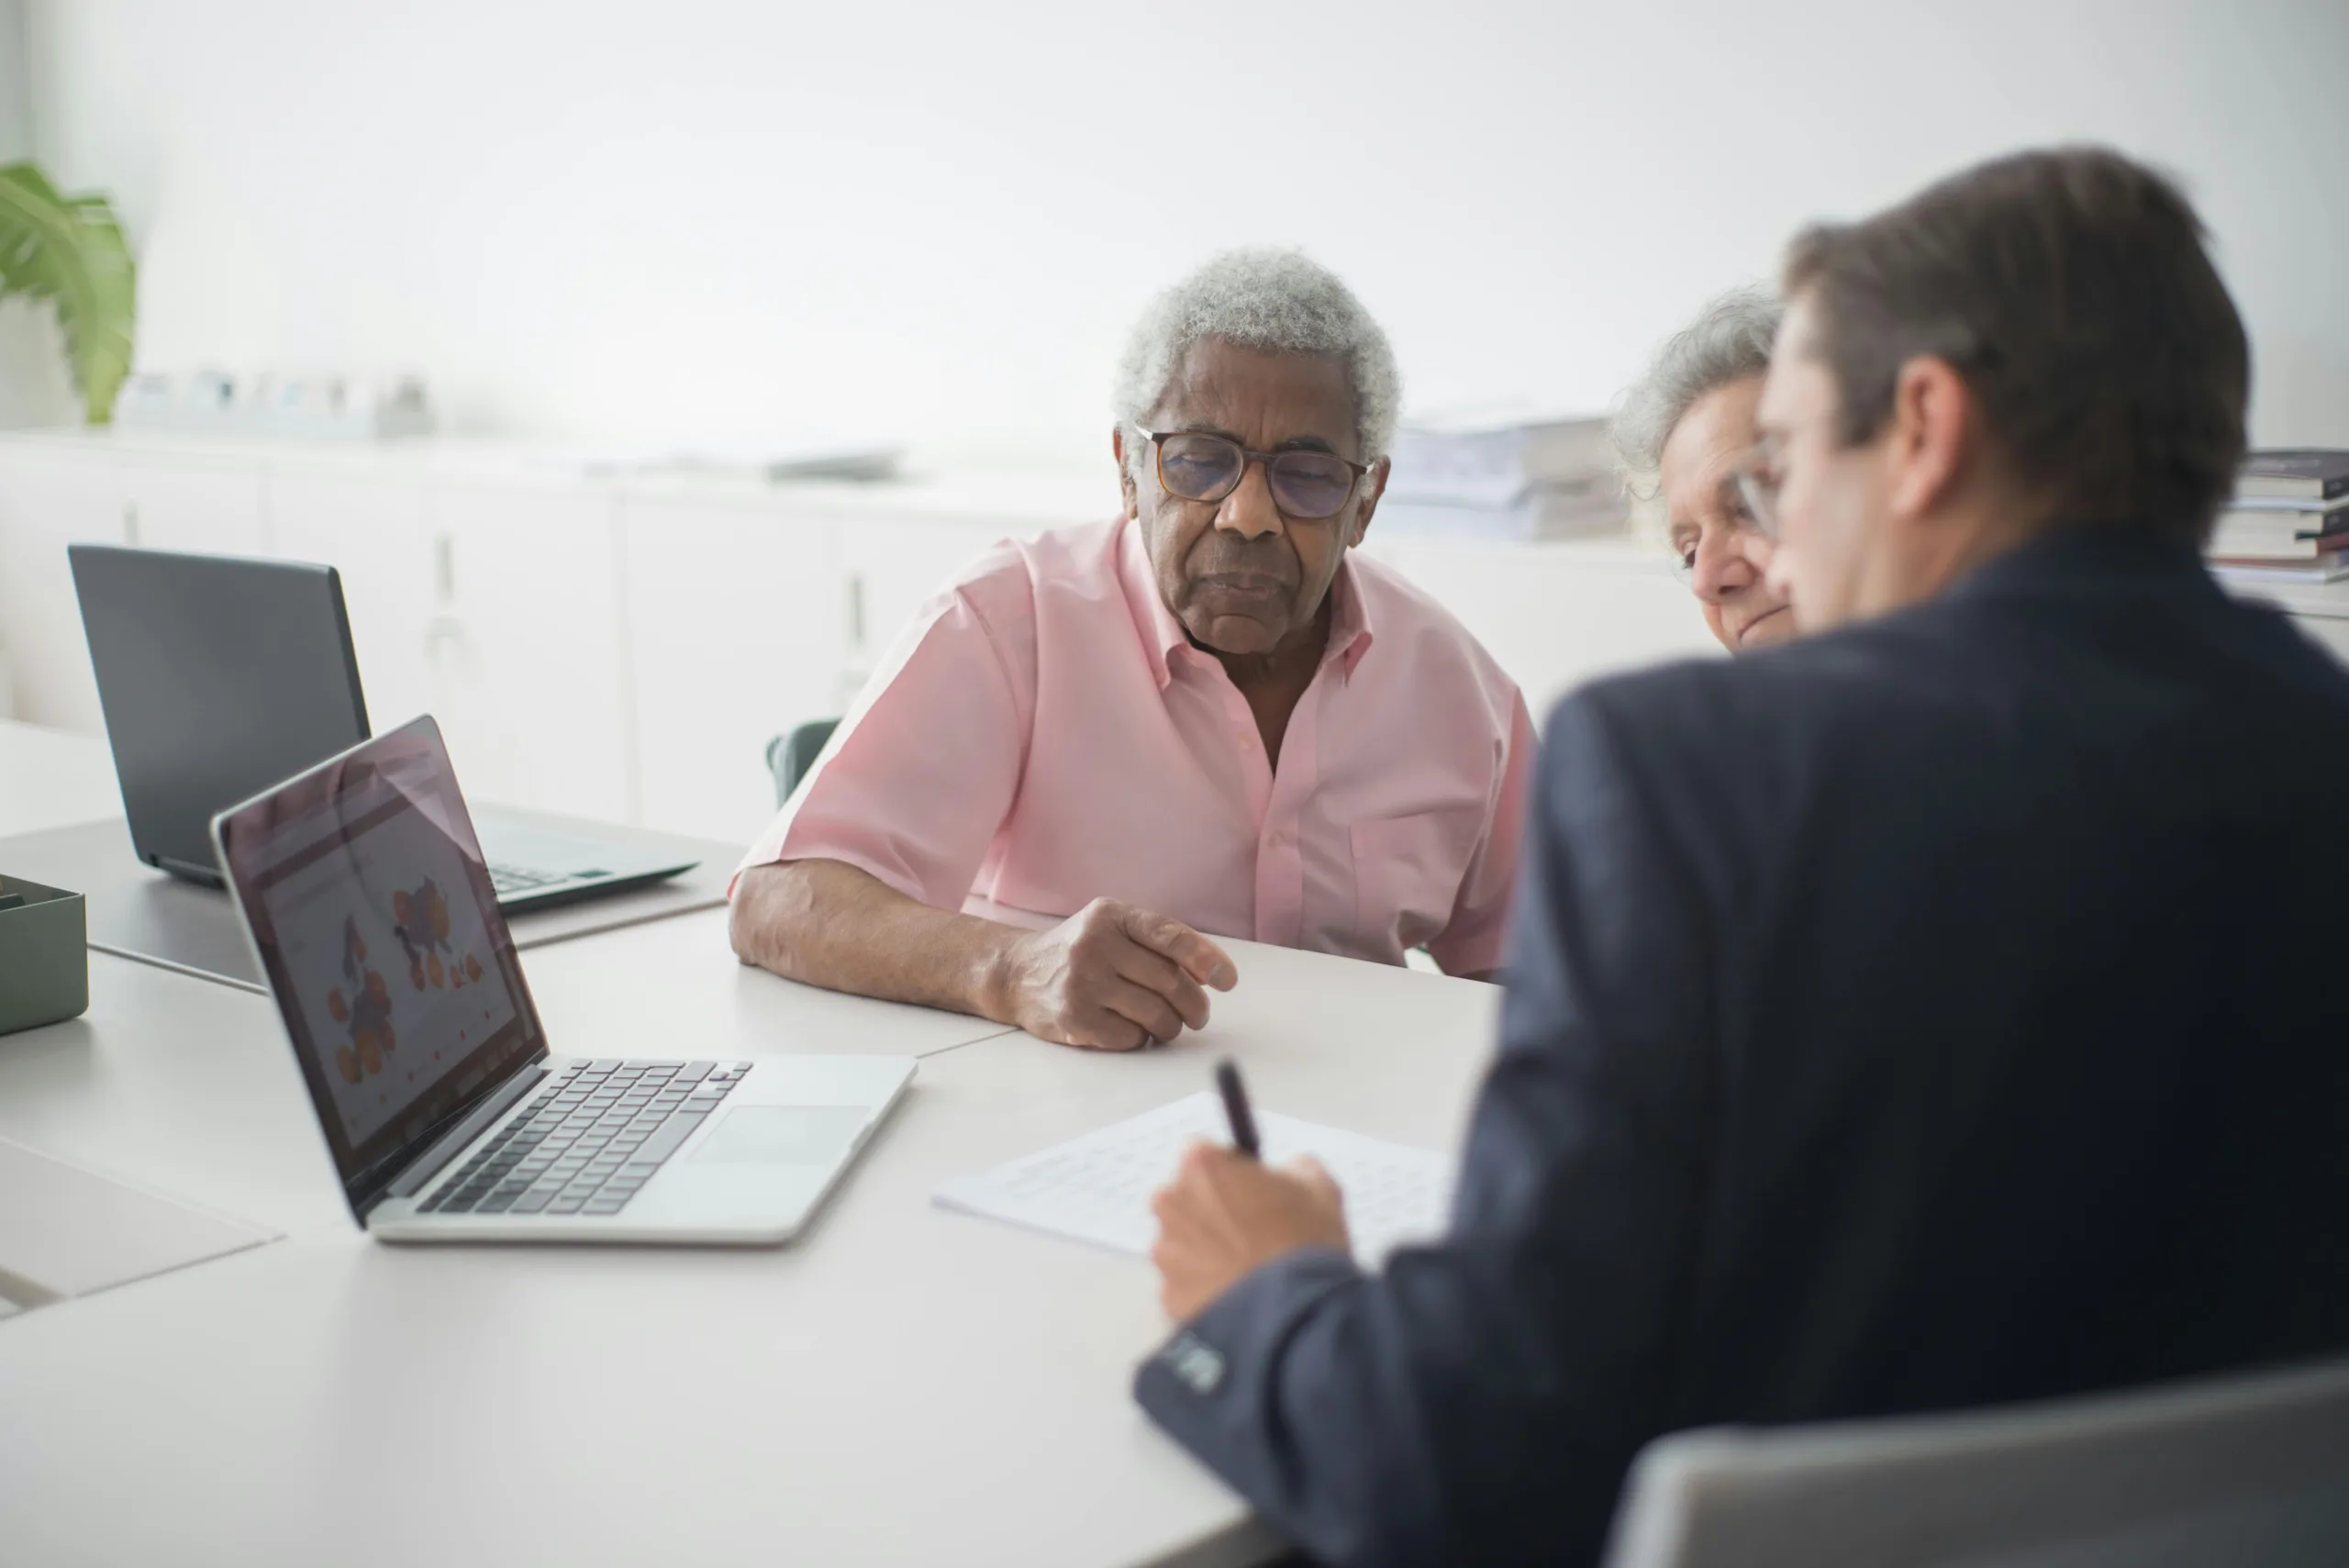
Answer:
[
  {"left": 933, "top": 1091, "right": 1454, "bottom": 1267},
  {"left": 0, "top": 1137, "right": 278, "bottom": 1311}
]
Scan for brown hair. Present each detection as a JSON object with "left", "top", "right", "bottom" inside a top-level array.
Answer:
[{"left": 1783, "top": 147, "right": 2248, "bottom": 547}]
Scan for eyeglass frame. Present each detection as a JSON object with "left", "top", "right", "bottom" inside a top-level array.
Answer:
[
  {"left": 1131, "top": 424, "right": 1375, "bottom": 521},
  {"left": 1666, "top": 469, "right": 1781, "bottom": 583},
  {"left": 1728, "top": 439, "right": 1787, "bottom": 542},
  {"left": 1728, "top": 409, "right": 1859, "bottom": 543}
]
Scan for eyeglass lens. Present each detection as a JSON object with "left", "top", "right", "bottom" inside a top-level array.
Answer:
[
  {"left": 1734, "top": 464, "right": 1781, "bottom": 541},
  {"left": 1158, "top": 433, "right": 1356, "bottom": 519}
]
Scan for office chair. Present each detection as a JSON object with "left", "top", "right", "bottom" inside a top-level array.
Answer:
[
  {"left": 1602, "top": 1355, "right": 2349, "bottom": 1568},
  {"left": 765, "top": 719, "right": 841, "bottom": 806}
]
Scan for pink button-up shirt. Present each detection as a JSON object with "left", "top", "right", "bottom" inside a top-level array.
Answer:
[{"left": 738, "top": 516, "right": 1535, "bottom": 973}]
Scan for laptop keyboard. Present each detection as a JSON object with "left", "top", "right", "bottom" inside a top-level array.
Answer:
[
  {"left": 487, "top": 862, "right": 567, "bottom": 896},
  {"left": 418, "top": 1059, "right": 751, "bottom": 1218}
]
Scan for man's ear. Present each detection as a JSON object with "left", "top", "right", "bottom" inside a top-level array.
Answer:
[
  {"left": 1113, "top": 426, "right": 1143, "bottom": 520},
  {"left": 1349, "top": 458, "right": 1390, "bottom": 547},
  {"left": 1884, "top": 356, "right": 1973, "bottom": 523}
]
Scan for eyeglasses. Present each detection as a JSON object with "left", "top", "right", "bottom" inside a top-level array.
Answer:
[
  {"left": 1133, "top": 426, "right": 1370, "bottom": 521},
  {"left": 1728, "top": 440, "right": 1787, "bottom": 541},
  {"left": 1729, "top": 429, "right": 1813, "bottom": 544}
]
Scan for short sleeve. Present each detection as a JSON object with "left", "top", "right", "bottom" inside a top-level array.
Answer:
[
  {"left": 731, "top": 564, "right": 1032, "bottom": 909},
  {"left": 1426, "top": 689, "right": 1538, "bottom": 976}
]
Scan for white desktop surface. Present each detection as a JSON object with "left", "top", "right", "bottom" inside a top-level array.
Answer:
[
  {"left": 518, "top": 905, "right": 1013, "bottom": 1062},
  {"left": 0, "top": 951, "right": 354, "bottom": 1237},
  {"left": 0, "top": 937, "right": 1503, "bottom": 1567},
  {"left": 0, "top": 718, "right": 120, "bottom": 839},
  {"left": 0, "top": 930, "right": 1021, "bottom": 1242}
]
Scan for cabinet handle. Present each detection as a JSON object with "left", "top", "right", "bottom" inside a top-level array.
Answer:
[
  {"left": 123, "top": 502, "right": 140, "bottom": 548},
  {"left": 846, "top": 571, "right": 867, "bottom": 651},
  {"left": 434, "top": 533, "right": 457, "bottom": 603}
]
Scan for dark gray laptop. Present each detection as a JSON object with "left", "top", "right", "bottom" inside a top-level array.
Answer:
[{"left": 68, "top": 543, "right": 697, "bottom": 912}]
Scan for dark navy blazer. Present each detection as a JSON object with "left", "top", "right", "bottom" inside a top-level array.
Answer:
[{"left": 1136, "top": 528, "right": 2349, "bottom": 1566}]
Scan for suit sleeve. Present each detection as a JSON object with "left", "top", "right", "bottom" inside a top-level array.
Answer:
[{"left": 1134, "top": 689, "right": 1721, "bottom": 1568}]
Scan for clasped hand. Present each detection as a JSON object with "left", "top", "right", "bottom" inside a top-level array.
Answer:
[{"left": 994, "top": 897, "right": 1239, "bottom": 1051}]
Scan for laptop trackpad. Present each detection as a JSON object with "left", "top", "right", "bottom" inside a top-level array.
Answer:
[{"left": 689, "top": 1106, "right": 869, "bottom": 1167}]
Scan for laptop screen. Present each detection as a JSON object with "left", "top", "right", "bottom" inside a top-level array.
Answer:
[
  {"left": 215, "top": 717, "right": 546, "bottom": 1207},
  {"left": 69, "top": 544, "right": 371, "bottom": 882}
]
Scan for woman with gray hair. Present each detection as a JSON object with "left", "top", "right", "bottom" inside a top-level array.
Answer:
[
  {"left": 1612, "top": 285, "right": 1797, "bottom": 651},
  {"left": 732, "top": 248, "right": 1534, "bottom": 1048}
]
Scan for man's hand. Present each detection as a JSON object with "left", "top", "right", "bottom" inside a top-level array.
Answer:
[
  {"left": 992, "top": 898, "right": 1238, "bottom": 1051},
  {"left": 1150, "top": 1141, "right": 1352, "bottom": 1320}
]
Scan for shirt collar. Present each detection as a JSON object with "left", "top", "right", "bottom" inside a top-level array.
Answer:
[
  {"left": 1324, "top": 559, "right": 1376, "bottom": 679},
  {"left": 1117, "top": 515, "right": 1192, "bottom": 690},
  {"left": 1116, "top": 514, "right": 1377, "bottom": 690}
]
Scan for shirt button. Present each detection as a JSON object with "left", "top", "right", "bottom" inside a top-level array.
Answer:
[{"left": 1266, "top": 828, "right": 1290, "bottom": 848}]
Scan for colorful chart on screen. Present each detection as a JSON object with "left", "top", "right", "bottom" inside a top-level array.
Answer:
[{"left": 263, "top": 801, "right": 518, "bottom": 1148}]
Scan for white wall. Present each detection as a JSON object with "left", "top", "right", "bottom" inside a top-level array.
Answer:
[
  {"left": 20, "top": 0, "right": 2349, "bottom": 463},
  {"left": 0, "top": 0, "right": 77, "bottom": 431},
  {"left": 0, "top": 0, "right": 26, "bottom": 161}
]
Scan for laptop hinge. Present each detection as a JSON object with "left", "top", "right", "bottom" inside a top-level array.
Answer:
[
  {"left": 373, "top": 1062, "right": 551, "bottom": 1212},
  {"left": 156, "top": 854, "right": 225, "bottom": 886}
]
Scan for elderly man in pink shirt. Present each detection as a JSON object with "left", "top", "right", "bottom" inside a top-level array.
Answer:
[{"left": 730, "top": 249, "right": 1536, "bottom": 1051}]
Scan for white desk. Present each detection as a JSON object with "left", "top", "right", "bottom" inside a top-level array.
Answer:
[
  {"left": 0, "top": 711, "right": 1507, "bottom": 1566},
  {"left": 0, "top": 929, "right": 1501, "bottom": 1566},
  {"left": 518, "top": 906, "right": 1019, "bottom": 1063},
  {"left": 0, "top": 932, "right": 1022, "bottom": 1241}
]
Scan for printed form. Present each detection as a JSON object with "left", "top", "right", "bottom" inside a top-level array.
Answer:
[{"left": 935, "top": 1091, "right": 1453, "bottom": 1266}]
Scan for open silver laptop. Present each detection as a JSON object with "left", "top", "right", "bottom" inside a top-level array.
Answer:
[{"left": 212, "top": 715, "right": 913, "bottom": 1245}]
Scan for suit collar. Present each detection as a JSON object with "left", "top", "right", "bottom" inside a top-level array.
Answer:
[{"left": 1941, "top": 522, "right": 2216, "bottom": 607}]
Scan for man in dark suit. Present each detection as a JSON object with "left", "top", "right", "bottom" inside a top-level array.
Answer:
[{"left": 1134, "top": 146, "right": 2349, "bottom": 1567}]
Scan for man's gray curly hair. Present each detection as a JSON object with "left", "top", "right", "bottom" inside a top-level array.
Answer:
[
  {"left": 1610, "top": 284, "right": 1783, "bottom": 503},
  {"left": 1114, "top": 249, "right": 1401, "bottom": 481}
]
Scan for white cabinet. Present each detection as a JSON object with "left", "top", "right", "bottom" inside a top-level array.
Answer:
[
  {"left": 840, "top": 517, "right": 1026, "bottom": 695},
  {"left": 621, "top": 493, "right": 845, "bottom": 843},
  {"left": 121, "top": 454, "right": 269, "bottom": 558},
  {"left": 0, "top": 442, "right": 126, "bottom": 733},
  {"left": 262, "top": 460, "right": 638, "bottom": 826},
  {"left": 264, "top": 461, "right": 439, "bottom": 743},
  {"left": 424, "top": 479, "right": 633, "bottom": 824}
]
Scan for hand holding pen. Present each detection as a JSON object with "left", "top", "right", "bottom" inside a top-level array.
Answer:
[{"left": 1148, "top": 1058, "right": 1353, "bottom": 1321}]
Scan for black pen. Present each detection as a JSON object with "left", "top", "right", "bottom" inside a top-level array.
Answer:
[{"left": 1215, "top": 1059, "right": 1261, "bottom": 1160}]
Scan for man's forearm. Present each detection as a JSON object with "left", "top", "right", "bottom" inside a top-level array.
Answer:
[{"left": 729, "top": 859, "right": 1021, "bottom": 1021}]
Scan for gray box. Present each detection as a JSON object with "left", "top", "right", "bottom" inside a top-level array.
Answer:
[{"left": 0, "top": 876, "right": 90, "bottom": 1036}]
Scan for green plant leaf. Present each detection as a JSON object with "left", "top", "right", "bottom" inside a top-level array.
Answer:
[{"left": 0, "top": 161, "right": 137, "bottom": 425}]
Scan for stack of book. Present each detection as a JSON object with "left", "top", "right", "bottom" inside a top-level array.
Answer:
[
  {"left": 2208, "top": 450, "right": 2349, "bottom": 584},
  {"left": 1376, "top": 416, "right": 1626, "bottom": 541}
]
